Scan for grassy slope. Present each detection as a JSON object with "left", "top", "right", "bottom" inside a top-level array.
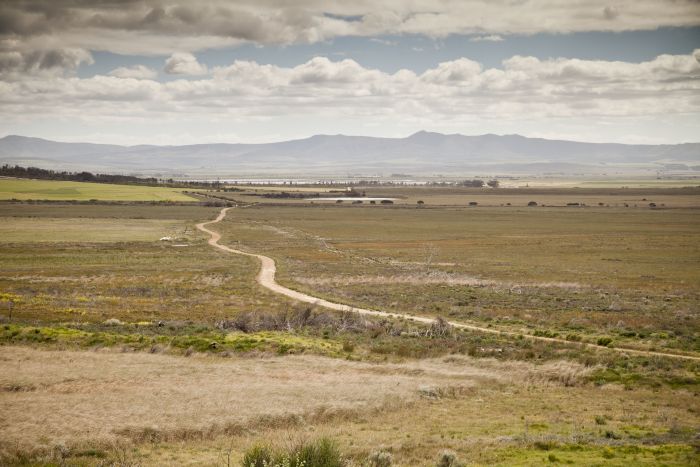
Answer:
[{"left": 0, "top": 178, "right": 196, "bottom": 201}]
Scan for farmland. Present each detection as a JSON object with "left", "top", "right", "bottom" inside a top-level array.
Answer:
[
  {"left": 0, "top": 178, "right": 197, "bottom": 202},
  {"left": 1, "top": 183, "right": 699, "bottom": 466}
]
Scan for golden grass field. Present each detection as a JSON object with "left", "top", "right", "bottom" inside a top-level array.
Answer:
[
  {"left": 2, "top": 346, "right": 697, "bottom": 466},
  {"left": 0, "top": 178, "right": 196, "bottom": 202},
  {"left": 0, "top": 183, "right": 699, "bottom": 465}
]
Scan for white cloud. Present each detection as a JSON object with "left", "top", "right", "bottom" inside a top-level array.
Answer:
[
  {"left": 164, "top": 52, "right": 208, "bottom": 75},
  {"left": 5, "top": 51, "right": 700, "bottom": 119},
  {"left": 1, "top": 51, "right": 698, "bottom": 143},
  {"left": 108, "top": 65, "right": 158, "bottom": 80},
  {"left": 0, "top": 1, "right": 698, "bottom": 55},
  {"left": 469, "top": 35, "right": 504, "bottom": 42}
]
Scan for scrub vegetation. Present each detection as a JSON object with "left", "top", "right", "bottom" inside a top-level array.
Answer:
[{"left": 1, "top": 183, "right": 698, "bottom": 466}]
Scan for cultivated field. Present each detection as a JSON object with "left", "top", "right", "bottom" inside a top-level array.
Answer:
[
  {"left": 0, "top": 178, "right": 196, "bottom": 201},
  {"left": 1, "top": 184, "right": 698, "bottom": 466}
]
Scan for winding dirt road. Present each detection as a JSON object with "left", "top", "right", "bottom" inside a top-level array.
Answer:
[{"left": 197, "top": 207, "right": 699, "bottom": 361}]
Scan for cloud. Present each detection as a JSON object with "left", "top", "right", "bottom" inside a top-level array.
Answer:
[
  {"left": 2, "top": 51, "right": 698, "bottom": 128},
  {"left": 469, "top": 35, "right": 504, "bottom": 42},
  {"left": 108, "top": 65, "right": 157, "bottom": 79},
  {"left": 164, "top": 52, "right": 207, "bottom": 75},
  {"left": 0, "top": 1, "right": 698, "bottom": 55},
  {"left": 0, "top": 46, "right": 92, "bottom": 80}
]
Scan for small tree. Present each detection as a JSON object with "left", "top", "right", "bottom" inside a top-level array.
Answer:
[
  {"left": 487, "top": 180, "right": 499, "bottom": 188},
  {"left": 527, "top": 201, "right": 537, "bottom": 206},
  {"left": 417, "top": 200, "right": 425, "bottom": 206}
]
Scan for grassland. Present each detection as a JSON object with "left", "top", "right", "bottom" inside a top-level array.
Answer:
[
  {"left": 206, "top": 185, "right": 700, "bottom": 207},
  {"left": 1, "top": 185, "right": 698, "bottom": 466},
  {"left": 1, "top": 346, "right": 697, "bottom": 466},
  {"left": 215, "top": 204, "right": 700, "bottom": 354},
  {"left": 0, "top": 178, "right": 196, "bottom": 201},
  {"left": 0, "top": 203, "right": 291, "bottom": 324}
]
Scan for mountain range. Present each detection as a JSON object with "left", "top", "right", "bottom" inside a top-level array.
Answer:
[{"left": 0, "top": 132, "right": 698, "bottom": 177}]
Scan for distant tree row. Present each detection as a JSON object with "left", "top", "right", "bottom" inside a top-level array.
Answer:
[{"left": 0, "top": 165, "right": 218, "bottom": 188}]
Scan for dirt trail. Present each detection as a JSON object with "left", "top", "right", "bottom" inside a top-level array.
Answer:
[{"left": 197, "top": 207, "right": 700, "bottom": 362}]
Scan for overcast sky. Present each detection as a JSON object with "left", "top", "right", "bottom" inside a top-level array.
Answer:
[{"left": 1, "top": 0, "right": 699, "bottom": 145}]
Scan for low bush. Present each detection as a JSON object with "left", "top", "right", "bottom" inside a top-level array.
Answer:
[
  {"left": 436, "top": 449, "right": 460, "bottom": 467},
  {"left": 241, "top": 438, "right": 345, "bottom": 467},
  {"left": 597, "top": 337, "right": 613, "bottom": 347},
  {"left": 368, "top": 449, "right": 393, "bottom": 467}
]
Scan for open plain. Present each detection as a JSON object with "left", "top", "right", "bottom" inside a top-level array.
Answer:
[{"left": 0, "top": 182, "right": 698, "bottom": 465}]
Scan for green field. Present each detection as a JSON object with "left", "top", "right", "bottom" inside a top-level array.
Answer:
[
  {"left": 1, "top": 190, "right": 698, "bottom": 466},
  {"left": 0, "top": 178, "right": 197, "bottom": 201}
]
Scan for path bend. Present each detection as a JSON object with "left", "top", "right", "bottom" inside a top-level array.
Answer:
[{"left": 196, "top": 207, "right": 700, "bottom": 362}]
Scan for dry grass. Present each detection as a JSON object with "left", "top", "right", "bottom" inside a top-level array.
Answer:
[
  {"left": 293, "top": 272, "right": 583, "bottom": 290},
  {"left": 0, "top": 346, "right": 598, "bottom": 451},
  {"left": 0, "top": 217, "right": 196, "bottom": 242}
]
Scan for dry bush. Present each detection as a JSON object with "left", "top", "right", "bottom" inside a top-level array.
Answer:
[{"left": 216, "top": 306, "right": 368, "bottom": 334}]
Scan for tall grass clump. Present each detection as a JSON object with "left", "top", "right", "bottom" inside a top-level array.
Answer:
[{"left": 242, "top": 438, "right": 345, "bottom": 467}]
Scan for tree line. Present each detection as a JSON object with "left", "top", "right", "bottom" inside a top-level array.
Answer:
[{"left": 0, "top": 165, "right": 220, "bottom": 188}]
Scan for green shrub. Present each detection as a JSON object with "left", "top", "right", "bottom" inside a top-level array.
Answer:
[
  {"left": 242, "top": 445, "right": 273, "bottom": 467},
  {"left": 597, "top": 337, "right": 613, "bottom": 347},
  {"left": 241, "top": 438, "right": 345, "bottom": 467}
]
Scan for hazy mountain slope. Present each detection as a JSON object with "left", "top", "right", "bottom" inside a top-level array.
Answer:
[{"left": 0, "top": 132, "right": 697, "bottom": 175}]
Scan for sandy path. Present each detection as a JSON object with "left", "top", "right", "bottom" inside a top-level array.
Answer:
[{"left": 197, "top": 207, "right": 699, "bottom": 361}]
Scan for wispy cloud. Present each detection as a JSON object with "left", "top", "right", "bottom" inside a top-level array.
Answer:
[
  {"left": 470, "top": 35, "right": 504, "bottom": 42},
  {"left": 108, "top": 65, "right": 158, "bottom": 80}
]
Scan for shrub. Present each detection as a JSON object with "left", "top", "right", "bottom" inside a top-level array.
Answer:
[
  {"left": 428, "top": 316, "right": 453, "bottom": 338},
  {"left": 367, "top": 450, "right": 392, "bottom": 467},
  {"left": 242, "top": 445, "right": 273, "bottom": 467},
  {"left": 241, "top": 438, "right": 345, "bottom": 467},
  {"left": 103, "top": 318, "right": 123, "bottom": 326},
  {"left": 436, "top": 449, "right": 459, "bottom": 467},
  {"left": 417, "top": 200, "right": 424, "bottom": 205},
  {"left": 597, "top": 337, "right": 613, "bottom": 347},
  {"left": 527, "top": 201, "right": 538, "bottom": 206},
  {"left": 595, "top": 415, "right": 607, "bottom": 425},
  {"left": 468, "top": 201, "right": 478, "bottom": 206}
]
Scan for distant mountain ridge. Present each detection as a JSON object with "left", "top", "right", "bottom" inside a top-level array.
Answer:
[{"left": 0, "top": 132, "right": 698, "bottom": 176}]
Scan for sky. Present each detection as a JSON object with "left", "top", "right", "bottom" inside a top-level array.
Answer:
[{"left": 0, "top": 0, "right": 699, "bottom": 145}]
